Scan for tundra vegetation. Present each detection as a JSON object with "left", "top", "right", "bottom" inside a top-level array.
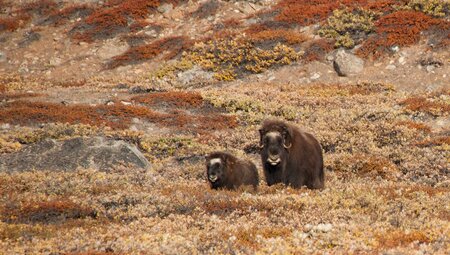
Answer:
[{"left": 0, "top": 0, "right": 449, "bottom": 254}]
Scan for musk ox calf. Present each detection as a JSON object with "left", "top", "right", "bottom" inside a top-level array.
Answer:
[
  {"left": 205, "top": 151, "right": 259, "bottom": 190},
  {"left": 259, "top": 119, "right": 324, "bottom": 189}
]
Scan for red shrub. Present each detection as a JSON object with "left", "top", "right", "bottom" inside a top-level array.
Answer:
[
  {"left": 2, "top": 199, "right": 96, "bottom": 223},
  {"left": 0, "top": 92, "right": 41, "bottom": 101},
  {"left": 44, "top": 4, "right": 94, "bottom": 26},
  {"left": 358, "top": 11, "right": 449, "bottom": 58},
  {"left": 0, "top": 99, "right": 237, "bottom": 132},
  {"left": 20, "top": 0, "right": 58, "bottom": 16},
  {"left": 245, "top": 24, "right": 306, "bottom": 45},
  {"left": 364, "top": 0, "right": 408, "bottom": 13},
  {"left": 302, "top": 39, "right": 334, "bottom": 62},
  {"left": 400, "top": 96, "right": 450, "bottom": 115},
  {"left": 70, "top": 0, "right": 184, "bottom": 42},
  {"left": 132, "top": 91, "right": 204, "bottom": 108},
  {"left": 108, "top": 36, "right": 192, "bottom": 68},
  {"left": 274, "top": 0, "right": 368, "bottom": 25},
  {"left": 0, "top": 14, "right": 31, "bottom": 32}
]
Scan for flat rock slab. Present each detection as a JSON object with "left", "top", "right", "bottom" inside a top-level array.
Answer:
[{"left": 0, "top": 136, "right": 151, "bottom": 172}]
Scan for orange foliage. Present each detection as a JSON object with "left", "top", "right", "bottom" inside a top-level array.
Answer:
[
  {"left": 132, "top": 91, "right": 204, "bottom": 108},
  {"left": 222, "top": 18, "right": 242, "bottom": 28},
  {"left": 302, "top": 39, "right": 334, "bottom": 62},
  {"left": 400, "top": 96, "right": 450, "bottom": 115},
  {"left": 0, "top": 92, "right": 41, "bottom": 101},
  {"left": 364, "top": 0, "right": 408, "bottom": 13},
  {"left": 376, "top": 230, "right": 430, "bottom": 248},
  {"left": 2, "top": 199, "right": 96, "bottom": 223},
  {"left": 395, "top": 120, "right": 431, "bottom": 133},
  {"left": 245, "top": 24, "right": 306, "bottom": 45},
  {"left": 0, "top": 14, "right": 31, "bottom": 32},
  {"left": 71, "top": 0, "right": 184, "bottom": 41},
  {"left": 45, "top": 4, "right": 94, "bottom": 26},
  {"left": 0, "top": 0, "right": 60, "bottom": 32},
  {"left": 377, "top": 184, "right": 449, "bottom": 200},
  {"left": 414, "top": 136, "right": 450, "bottom": 147},
  {"left": 0, "top": 99, "right": 236, "bottom": 132},
  {"left": 19, "top": 0, "right": 58, "bottom": 16},
  {"left": 108, "top": 36, "right": 192, "bottom": 68},
  {"left": 358, "top": 10, "right": 450, "bottom": 58},
  {"left": 274, "top": 0, "right": 368, "bottom": 25}
]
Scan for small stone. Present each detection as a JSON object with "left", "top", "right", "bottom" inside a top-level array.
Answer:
[
  {"left": 0, "top": 51, "right": 6, "bottom": 62},
  {"left": 310, "top": 72, "right": 321, "bottom": 80},
  {"left": 315, "top": 223, "right": 333, "bottom": 233},
  {"left": 157, "top": 3, "right": 173, "bottom": 13},
  {"left": 391, "top": 45, "right": 400, "bottom": 52},
  {"left": 49, "top": 57, "right": 63, "bottom": 66},
  {"left": 426, "top": 65, "right": 435, "bottom": 73},
  {"left": 0, "top": 123, "right": 10, "bottom": 129},
  {"left": 398, "top": 56, "right": 406, "bottom": 65},
  {"left": 120, "top": 101, "right": 132, "bottom": 106},
  {"left": 385, "top": 64, "right": 396, "bottom": 70}
]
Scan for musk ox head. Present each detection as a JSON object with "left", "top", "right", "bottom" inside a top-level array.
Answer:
[
  {"left": 259, "top": 121, "right": 293, "bottom": 167},
  {"left": 205, "top": 155, "right": 226, "bottom": 184}
]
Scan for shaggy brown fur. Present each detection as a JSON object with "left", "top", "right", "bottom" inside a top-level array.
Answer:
[
  {"left": 259, "top": 119, "right": 324, "bottom": 189},
  {"left": 205, "top": 151, "right": 259, "bottom": 190}
]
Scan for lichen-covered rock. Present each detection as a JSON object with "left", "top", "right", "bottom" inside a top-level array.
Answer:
[
  {"left": 333, "top": 49, "right": 364, "bottom": 76},
  {"left": 0, "top": 136, "right": 151, "bottom": 172}
]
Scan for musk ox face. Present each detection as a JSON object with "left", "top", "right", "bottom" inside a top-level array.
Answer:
[
  {"left": 259, "top": 127, "right": 292, "bottom": 167},
  {"left": 206, "top": 157, "right": 224, "bottom": 183}
]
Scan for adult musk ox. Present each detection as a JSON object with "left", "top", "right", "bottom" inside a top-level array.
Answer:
[
  {"left": 259, "top": 119, "right": 324, "bottom": 189},
  {"left": 205, "top": 151, "right": 259, "bottom": 190}
]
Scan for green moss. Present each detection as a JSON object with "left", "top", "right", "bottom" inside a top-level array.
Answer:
[
  {"left": 318, "top": 8, "right": 379, "bottom": 48},
  {"left": 407, "top": 0, "right": 449, "bottom": 17}
]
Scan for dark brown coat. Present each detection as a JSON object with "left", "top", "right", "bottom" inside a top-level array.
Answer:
[
  {"left": 205, "top": 151, "right": 259, "bottom": 190},
  {"left": 259, "top": 119, "right": 324, "bottom": 189}
]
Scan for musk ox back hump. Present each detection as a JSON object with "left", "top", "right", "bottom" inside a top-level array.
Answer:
[{"left": 206, "top": 151, "right": 259, "bottom": 190}]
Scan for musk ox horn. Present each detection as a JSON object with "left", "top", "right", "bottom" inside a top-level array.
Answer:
[{"left": 283, "top": 142, "right": 292, "bottom": 149}]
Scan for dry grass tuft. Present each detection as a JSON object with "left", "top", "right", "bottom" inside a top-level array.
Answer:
[
  {"left": 0, "top": 92, "right": 42, "bottom": 101},
  {"left": 376, "top": 230, "right": 431, "bottom": 248},
  {"left": 245, "top": 24, "right": 307, "bottom": 45},
  {"left": 400, "top": 95, "right": 450, "bottom": 115},
  {"left": 414, "top": 136, "right": 450, "bottom": 147},
  {"left": 132, "top": 91, "right": 203, "bottom": 108},
  {"left": 1, "top": 199, "right": 96, "bottom": 224},
  {"left": 377, "top": 184, "right": 449, "bottom": 200},
  {"left": 395, "top": 120, "right": 431, "bottom": 133}
]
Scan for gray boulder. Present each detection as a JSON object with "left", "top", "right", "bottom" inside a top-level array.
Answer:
[
  {"left": 0, "top": 137, "right": 151, "bottom": 172},
  {"left": 333, "top": 49, "right": 364, "bottom": 76}
]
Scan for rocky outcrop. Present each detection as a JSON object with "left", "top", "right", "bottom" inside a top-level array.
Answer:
[{"left": 0, "top": 136, "right": 151, "bottom": 172}]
